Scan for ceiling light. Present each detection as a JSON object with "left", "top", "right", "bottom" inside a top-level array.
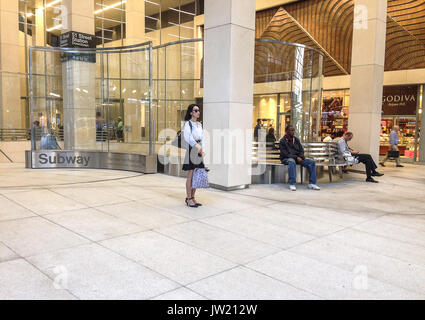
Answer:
[
  {"left": 37, "top": 0, "right": 61, "bottom": 10},
  {"left": 47, "top": 0, "right": 61, "bottom": 8},
  {"left": 94, "top": 0, "right": 126, "bottom": 15},
  {"left": 168, "top": 34, "right": 190, "bottom": 40},
  {"left": 168, "top": 7, "right": 195, "bottom": 16},
  {"left": 145, "top": 15, "right": 159, "bottom": 21},
  {"left": 145, "top": 0, "right": 159, "bottom": 5},
  {"left": 47, "top": 24, "right": 62, "bottom": 32},
  {"left": 168, "top": 22, "right": 194, "bottom": 30}
]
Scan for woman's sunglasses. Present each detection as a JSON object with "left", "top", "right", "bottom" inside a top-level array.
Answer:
[{"left": 193, "top": 109, "right": 200, "bottom": 113}]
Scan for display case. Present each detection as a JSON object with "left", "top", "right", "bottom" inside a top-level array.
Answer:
[
  {"left": 321, "top": 90, "right": 350, "bottom": 140},
  {"left": 380, "top": 117, "right": 418, "bottom": 157}
]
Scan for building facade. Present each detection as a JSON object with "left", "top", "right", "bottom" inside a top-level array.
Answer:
[{"left": 1, "top": 0, "right": 425, "bottom": 189}]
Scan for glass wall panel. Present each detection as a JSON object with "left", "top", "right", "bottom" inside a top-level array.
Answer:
[{"left": 253, "top": 39, "right": 324, "bottom": 143}]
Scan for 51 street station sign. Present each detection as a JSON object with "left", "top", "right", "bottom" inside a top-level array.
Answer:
[{"left": 60, "top": 31, "right": 96, "bottom": 63}]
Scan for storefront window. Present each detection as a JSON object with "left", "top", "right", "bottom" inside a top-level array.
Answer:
[
  {"left": 321, "top": 89, "right": 350, "bottom": 141},
  {"left": 380, "top": 85, "right": 420, "bottom": 160},
  {"left": 253, "top": 94, "right": 278, "bottom": 139}
]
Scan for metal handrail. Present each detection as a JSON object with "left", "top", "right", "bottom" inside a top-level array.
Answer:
[
  {"left": 0, "top": 128, "right": 31, "bottom": 141},
  {"left": 252, "top": 141, "right": 343, "bottom": 164}
]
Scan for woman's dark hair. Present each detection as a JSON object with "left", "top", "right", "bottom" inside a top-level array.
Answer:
[
  {"left": 184, "top": 104, "right": 199, "bottom": 121},
  {"left": 336, "top": 131, "right": 344, "bottom": 137}
]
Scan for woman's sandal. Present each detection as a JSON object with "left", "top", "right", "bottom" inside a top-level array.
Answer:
[
  {"left": 193, "top": 199, "right": 202, "bottom": 206},
  {"left": 185, "top": 197, "right": 198, "bottom": 208}
]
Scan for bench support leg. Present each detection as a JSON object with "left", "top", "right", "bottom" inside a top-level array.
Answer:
[
  {"left": 328, "top": 166, "right": 333, "bottom": 182},
  {"left": 300, "top": 166, "right": 303, "bottom": 184}
]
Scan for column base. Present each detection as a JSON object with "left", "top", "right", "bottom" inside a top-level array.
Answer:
[{"left": 209, "top": 183, "right": 250, "bottom": 191}]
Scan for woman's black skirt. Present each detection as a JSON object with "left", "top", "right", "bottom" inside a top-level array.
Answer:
[{"left": 182, "top": 145, "right": 205, "bottom": 171}]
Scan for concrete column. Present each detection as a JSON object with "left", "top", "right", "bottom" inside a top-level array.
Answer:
[
  {"left": 125, "top": 0, "right": 145, "bottom": 46},
  {"left": 348, "top": 0, "right": 387, "bottom": 163},
  {"left": 34, "top": 0, "right": 45, "bottom": 46},
  {"left": 203, "top": 0, "right": 256, "bottom": 190},
  {"left": 61, "top": 0, "right": 96, "bottom": 150},
  {"left": 0, "top": 0, "right": 22, "bottom": 128},
  {"left": 123, "top": 0, "right": 145, "bottom": 143}
]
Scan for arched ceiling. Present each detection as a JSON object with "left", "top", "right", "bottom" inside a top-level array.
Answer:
[{"left": 256, "top": 0, "right": 425, "bottom": 77}]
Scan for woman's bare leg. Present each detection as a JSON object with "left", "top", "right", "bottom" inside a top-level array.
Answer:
[
  {"left": 186, "top": 170, "right": 196, "bottom": 206},
  {"left": 186, "top": 170, "right": 193, "bottom": 198}
]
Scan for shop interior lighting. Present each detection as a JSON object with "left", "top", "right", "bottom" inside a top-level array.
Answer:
[
  {"left": 49, "top": 92, "right": 61, "bottom": 98},
  {"left": 145, "top": 27, "right": 156, "bottom": 32},
  {"left": 95, "top": 1, "right": 126, "bottom": 15}
]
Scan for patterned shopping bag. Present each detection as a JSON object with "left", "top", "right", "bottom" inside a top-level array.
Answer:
[{"left": 192, "top": 168, "right": 209, "bottom": 189}]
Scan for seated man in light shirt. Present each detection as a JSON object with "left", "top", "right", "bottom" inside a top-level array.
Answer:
[
  {"left": 338, "top": 132, "right": 384, "bottom": 183},
  {"left": 380, "top": 125, "right": 403, "bottom": 167}
]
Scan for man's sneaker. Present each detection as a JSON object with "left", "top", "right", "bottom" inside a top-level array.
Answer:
[
  {"left": 396, "top": 164, "right": 404, "bottom": 168},
  {"left": 308, "top": 184, "right": 321, "bottom": 190},
  {"left": 371, "top": 171, "right": 384, "bottom": 177},
  {"left": 379, "top": 162, "right": 385, "bottom": 167},
  {"left": 289, "top": 185, "right": 297, "bottom": 191},
  {"left": 366, "top": 177, "right": 379, "bottom": 183}
]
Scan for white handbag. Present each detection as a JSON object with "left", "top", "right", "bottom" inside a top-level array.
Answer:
[
  {"left": 343, "top": 151, "right": 359, "bottom": 165},
  {"left": 192, "top": 168, "right": 209, "bottom": 189}
]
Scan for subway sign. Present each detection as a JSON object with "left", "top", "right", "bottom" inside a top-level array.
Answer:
[{"left": 26, "top": 150, "right": 157, "bottom": 174}]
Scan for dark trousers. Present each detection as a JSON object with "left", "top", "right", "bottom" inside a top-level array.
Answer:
[{"left": 357, "top": 153, "right": 377, "bottom": 178}]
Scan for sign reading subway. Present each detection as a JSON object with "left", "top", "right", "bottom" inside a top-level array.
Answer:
[
  {"left": 26, "top": 150, "right": 154, "bottom": 173},
  {"left": 39, "top": 153, "right": 90, "bottom": 167},
  {"left": 31, "top": 151, "right": 97, "bottom": 169}
]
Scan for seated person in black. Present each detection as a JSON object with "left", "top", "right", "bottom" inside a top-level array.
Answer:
[{"left": 279, "top": 125, "right": 320, "bottom": 191}]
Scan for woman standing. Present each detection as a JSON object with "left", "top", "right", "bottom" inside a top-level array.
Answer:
[{"left": 183, "top": 104, "right": 205, "bottom": 208}]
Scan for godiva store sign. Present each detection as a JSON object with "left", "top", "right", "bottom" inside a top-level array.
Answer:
[{"left": 382, "top": 85, "right": 418, "bottom": 115}]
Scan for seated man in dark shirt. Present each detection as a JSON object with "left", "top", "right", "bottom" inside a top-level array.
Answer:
[{"left": 280, "top": 125, "right": 320, "bottom": 191}]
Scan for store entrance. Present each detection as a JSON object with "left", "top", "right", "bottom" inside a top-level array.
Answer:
[
  {"left": 277, "top": 112, "right": 291, "bottom": 139},
  {"left": 253, "top": 93, "right": 292, "bottom": 141},
  {"left": 380, "top": 116, "right": 420, "bottom": 161}
]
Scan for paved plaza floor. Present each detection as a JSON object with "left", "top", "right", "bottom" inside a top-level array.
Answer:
[{"left": 1, "top": 163, "right": 425, "bottom": 300}]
